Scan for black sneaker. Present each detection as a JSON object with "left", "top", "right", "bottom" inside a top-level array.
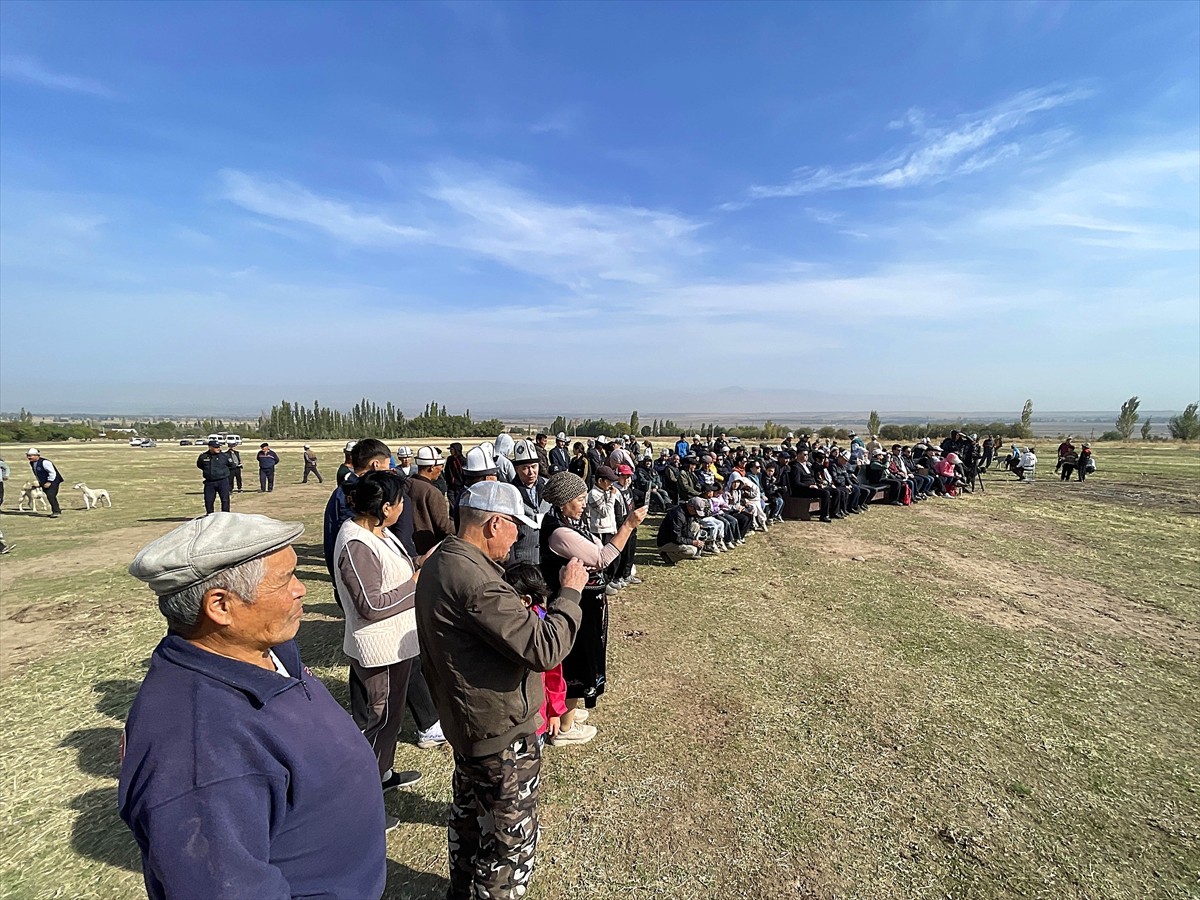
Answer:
[
  {"left": 381, "top": 769, "right": 422, "bottom": 792},
  {"left": 385, "top": 814, "right": 400, "bottom": 832}
]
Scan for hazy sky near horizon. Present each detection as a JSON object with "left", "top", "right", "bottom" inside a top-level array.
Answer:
[{"left": 1, "top": 1, "right": 1198, "bottom": 416}]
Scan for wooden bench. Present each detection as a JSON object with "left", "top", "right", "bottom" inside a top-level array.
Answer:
[{"left": 781, "top": 485, "right": 892, "bottom": 521}]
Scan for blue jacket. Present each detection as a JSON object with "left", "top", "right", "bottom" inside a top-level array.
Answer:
[
  {"left": 257, "top": 449, "right": 280, "bottom": 470},
  {"left": 118, "top": 635, "right": 386, "bottom": 900}
]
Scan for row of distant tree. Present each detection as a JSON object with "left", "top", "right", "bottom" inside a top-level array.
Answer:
[
  {"left": 2, "top": 398, "right": 1198, "bottom": 444},
  {"left": 1105, "top": 397, "right": 1200, "bottom": 442}
]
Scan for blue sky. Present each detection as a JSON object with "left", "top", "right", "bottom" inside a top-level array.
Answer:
[{"left": 1, "top": 0, "right": 1197, "bottom": 416}]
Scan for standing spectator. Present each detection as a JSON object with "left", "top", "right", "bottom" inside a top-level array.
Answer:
[
  {"left": 334, "top": 471, "right": 424, "bottom": 798},
  {"left": 534, "top": 433, "right": 552, "bottom": 473},
  {"left": 493, "top": 434, "right": 518, "bottom": 483},
  {"left": 302, "top": 445, "right": 323, "bottom": 484},
  {"left": 408, "top": 446, "right": 454, "bottom": 556},
  {"left": 336, "top": 441, "right": 356, "bottom": 489},
  {"left": 227, "top": 441, "right": 244, "bottom": 492},
  {"left": 416, "top": 481, "right": 587, "bottom": 899},
  {"left": 121, "top": 513, "right": 388, "bottom": 899},
  {"left": 1076, "top": 443, "right": 1094, "bottom": 481},
  {"left": 0, "top": 452, "right": 9, "bottom": 508},
  {"left": 197, "top": 439, "right": 234, "bottom": 514},
  {"left": 509, "top": 440, "right": 549, "bottom": 566},
  {"left": 568, "top": 441, "right": 591, "bottom": 486},
  {"left": 586, "top": 466, "right": 620, "bottom": 546},
  {"left": 394, "top": 447, "right": 416, "bottom": 478},
  {"left": 549, "top": 433, "right": 571, "bottom": 474},
  {"left": 25, "top": 448, "right": 63, "bottom": 517},
  {"left": 539, "top": 472, "right": 646, "bottom": 738},
  {"left": 257, "top": 443, "right": 280, "bottom": 492},
  {"left": 444, "top": 443, "right": 467, "bottom": 521},
  {"left": 674, "top": 433, "right": 690, "bottom": 458}
]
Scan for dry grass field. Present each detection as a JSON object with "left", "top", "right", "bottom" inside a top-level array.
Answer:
[{"left": 0, "top": 439, "right": 1197, "bottom": 899}]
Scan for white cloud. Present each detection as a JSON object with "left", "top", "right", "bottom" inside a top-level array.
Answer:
[
  {"left": 744, "top": 85, "right": 1092, "bottom": 200},
  {"left": 219, "top": 167, "right": 705, "bottom": 289},
  {"left": 0, "top": 56, "right": 116, "bottom": 98},
  {"left": 218, "top": 169, "right": 429, "bottom": 246},
  {"left": 970, "top": 146, "right": 1200, "bottom": 252}
]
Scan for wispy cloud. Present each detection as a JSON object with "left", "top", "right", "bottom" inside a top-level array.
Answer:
[
  {"left": 219, "top": 167, "right": 705, "bottom": 289},
  {"left": 0, "top": 56, "right": 116, "bottom": 98},
  {"left": 218, "top": 169, "right": 429, "bottom": 246},
  {"left": 739, "top": 85, "right": 1092, "bottom": 203}
]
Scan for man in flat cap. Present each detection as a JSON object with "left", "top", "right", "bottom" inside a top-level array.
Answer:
[
  {"left": 119, "top": 513, "right": 387, "bottom": 900},
  {"left": 416, "top": 482, "right": 588, "bottom": 900}
]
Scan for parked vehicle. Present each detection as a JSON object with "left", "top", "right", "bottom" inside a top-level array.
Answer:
[
  {"left": 129, "top": 437, "right": 143, "bottom": 447},
  {"left": 179, "top": 439, "right": 193, "bottom": 446},
  {"left": 139, "top": 439, "right": 157, "bottom": 448}
]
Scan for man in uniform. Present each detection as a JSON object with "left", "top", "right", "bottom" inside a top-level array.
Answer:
[
  {"left": 197, "top": 439, "right": 234, "bottom": 514},
  {"left": 120, "top": 513, "right": 388, "bottom": 899},
  {"left": 302, "top": 445, "right": 323, "bottom": 484},
  {"left": 416, "top": 482, "right": 587, "bottom": 900}
]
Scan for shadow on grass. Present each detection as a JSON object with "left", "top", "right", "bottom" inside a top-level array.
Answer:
[
  {"left": 294, "top": 542, "right": 333, "bottom": 585},
  {"left": 386, "top": 789, "right": 449, "bottom": 828},
  {"left": 70, "top": 786, "right": 141, "bottom": 873},
  {"left": 137, "top": 517, "right": 195, "bottom": 523},
  {"left": 383, "top": 858, "right": 449, "bottom": 899},
  {"left": 297, "top": 616, "right": 350, "bottom": 671},
  {"left": 63, "top": 726, "right": 123, "bottom": 778}
]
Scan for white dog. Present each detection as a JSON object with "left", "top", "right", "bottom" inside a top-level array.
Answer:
[
  {"left": 16, "top": 482, "right": 51, "bottom": 513},
  {"left": 74, "top": 482, "right": 112, "bottom": 509}
]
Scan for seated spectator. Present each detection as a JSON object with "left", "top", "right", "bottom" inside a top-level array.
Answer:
[
  {"left": 633, "top": 457, "right": 670, "bottom": 512},
  {"left": 656, "top": 497, "right": 706, "bottom": 564},
  {"left": 1015, "top": 446, "right": 1038, "bottom": 481},
  {"left": 759, "top": 461, "right": 785, "bottom": 522}
]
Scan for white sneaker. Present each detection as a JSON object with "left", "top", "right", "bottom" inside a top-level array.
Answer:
[
  {"left": 416, "top": 721, "right": 447, "bottom": 750},
  {"left": 573, "top": 707, "right": 590, "bottom": 724},
  {"left": 550, "top": 722, "right": 597, "bottom": 746}
]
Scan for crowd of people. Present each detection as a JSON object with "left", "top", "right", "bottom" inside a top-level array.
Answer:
[{"left": 116, "top": 424, "right": 1104, "bottom": 900}]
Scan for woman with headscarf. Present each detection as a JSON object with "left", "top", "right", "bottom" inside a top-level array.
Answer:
[
  {"left": 333, "top": 470, "right": 423, "bottom": 801},
  {"left": 538, "top": 471, "right": 647, "bottom": 744}
]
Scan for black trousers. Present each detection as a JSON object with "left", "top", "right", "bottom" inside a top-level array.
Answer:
[
  {"left": 259, "top": 468, "right": 275, "bottom": 491},
  {"left": 792, "top": 485, "right": 831, "bottom": 519},
  {"left": 203, "top": 479, "right": 231, "bottom": 514},
  {"left": 230, "top": 468, "right": 243, "bottom": 491},
  {"left": 349, "top": 656, "right": 415, "bottom": 779},
  {"left": 406, "top": 657, "right": 440, "bottom": 732},
  {"left": 303, "top": 464, "right": 323, "bottom": 484},
  {"left": 44, "top": 482, "right": 62, "bottom": 515}
]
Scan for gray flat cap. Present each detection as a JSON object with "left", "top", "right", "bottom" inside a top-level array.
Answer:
[{"left": 129, "top": 512, "right": 304, "bottom": 596}]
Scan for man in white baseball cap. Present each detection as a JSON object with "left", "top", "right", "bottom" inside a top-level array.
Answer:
[{"left": 416, "top": 482, "right": 587, "bottom": 898}]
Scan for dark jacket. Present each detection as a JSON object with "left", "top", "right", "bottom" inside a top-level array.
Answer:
[
  {"left": 549, "top": 445, "right": 571, "bottom": 474},
  {"left": 676, "top": 468, "right": 701, "bottom": 500},
  {"left": 415, "top": 536, "right": 582, "bottom": 757},
  {"left": 197, "top": 450, "right": 233, "bottom": 483},
  {"left": 257, "top": 449, "right": 280, "bottom": 470},
  {"left": 408, "top": 474, "right": 454, "bottom": 556},
  {"left": 30, "top": 457, "right": 63, "bottom": 486},
  {"left": 656, "top": 505, "right": 695, "bottom": 548},
  {"left": 118, "top": 636, "right": 386, "bottom": 900}
]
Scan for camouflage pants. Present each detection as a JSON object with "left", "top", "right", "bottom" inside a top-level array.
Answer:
[{"left": 447, "top": 735, "right": 541, "bottom": 899}]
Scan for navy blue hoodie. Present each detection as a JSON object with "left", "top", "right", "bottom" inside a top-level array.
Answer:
[{"left": 118, "top": 635, "right": 386, "bottom": 900}]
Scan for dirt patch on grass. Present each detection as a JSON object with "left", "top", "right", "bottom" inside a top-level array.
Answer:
[{"left": 933, "top": 555, "right": 1200, "bottom": 658}]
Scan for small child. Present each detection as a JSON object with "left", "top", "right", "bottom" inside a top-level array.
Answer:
[{"left": 502, "top": 563, "right": 595, "bottom": 746}]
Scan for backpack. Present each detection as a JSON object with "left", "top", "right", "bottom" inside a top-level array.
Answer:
[
  {"left": 901, "top": 483, "right": 913, "bottom": 506},
  {"left": 1085, "top": 457, "right": 1096, "bottom": 473}
]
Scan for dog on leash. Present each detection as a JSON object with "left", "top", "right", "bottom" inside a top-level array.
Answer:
[
  {"left": 16, "top": 482, "right": 51, "bottom": 513},
  {"left": 74, "top": 482, "right": 113, "bottom": 509}
]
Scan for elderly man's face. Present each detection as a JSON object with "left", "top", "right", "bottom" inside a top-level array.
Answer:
[
  {"left": 517, "top": 461, "right": 539, "bottom": 486},
  {"left": 226, "top": 547, "right": 306, "bottom": 650}
]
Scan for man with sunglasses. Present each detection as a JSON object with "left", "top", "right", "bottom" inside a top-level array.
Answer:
[{"left": 416, "top": 481, "right": 588, "bottom": 900}]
